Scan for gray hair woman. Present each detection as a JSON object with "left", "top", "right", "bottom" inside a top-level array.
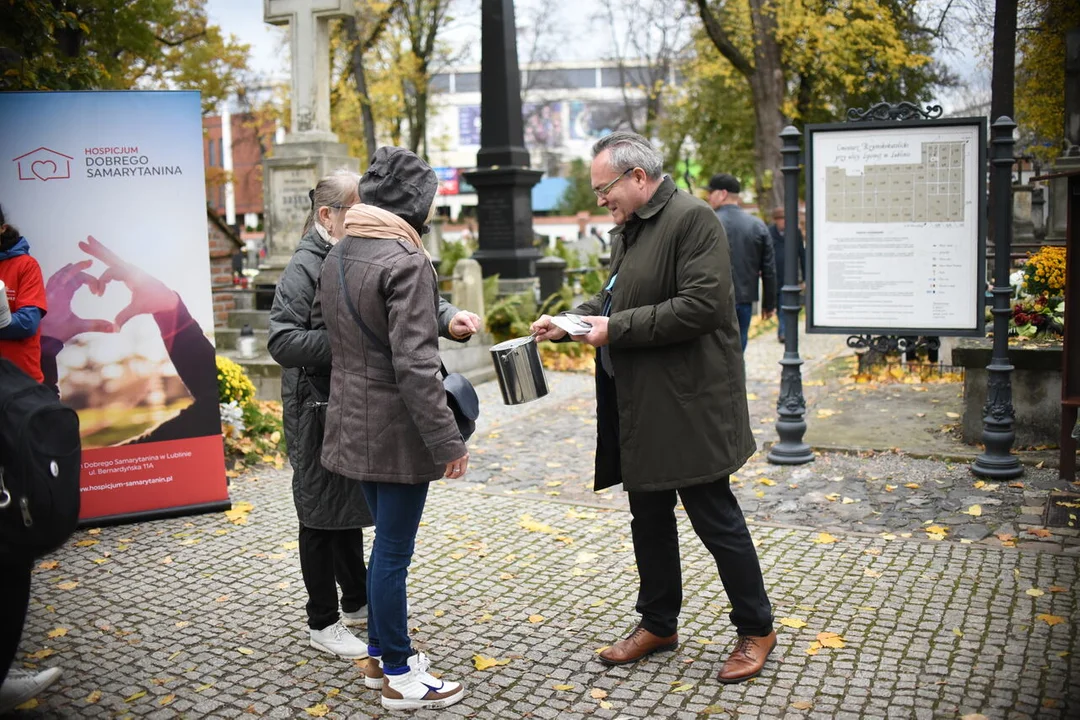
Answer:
[
  {"left": 267, "top": 169, "right": 375, "bottom": 660},
  {"left": 319, "top": 147, "right": 469, "bottom": 712}
]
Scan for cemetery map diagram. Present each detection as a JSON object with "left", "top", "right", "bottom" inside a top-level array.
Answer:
[{"left": 824, "top": 141, "right": 966, "bottom": 223}]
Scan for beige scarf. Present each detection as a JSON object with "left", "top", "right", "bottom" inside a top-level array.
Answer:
[{"left": 342, "top": 204, "right": 437, "bottom": 279}]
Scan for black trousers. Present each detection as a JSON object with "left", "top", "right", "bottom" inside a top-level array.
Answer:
[
  {"left": 628, "top": 483, "right": 774, "bottom": 638},
  {"left": 0, "top": 558, "right": 32, "bottom": 684},
  {"left": 298, "top": 525, "right": 367, "bottom": 630}
]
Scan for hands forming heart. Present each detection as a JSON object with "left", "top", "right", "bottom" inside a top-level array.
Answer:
[{"left": 42, "top": 235, "right": 180, "bottom": 344}]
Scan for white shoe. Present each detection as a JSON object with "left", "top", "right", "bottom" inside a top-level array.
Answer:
[
  {"left": 381, "top": 652, "right": 464, "bottom": 711},
  {"left": 0, "top": 667, "right": 62, "bottom": 713},
  {"left": 342, "top": 606, "right": 368, "bottom": 627},
  {"left": 309, "top": 621, "right": 369, "bottom": 659}
]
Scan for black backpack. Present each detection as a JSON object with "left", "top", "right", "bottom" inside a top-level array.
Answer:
[{"left": 0, "top": 359, "right": 81, "bottom": 560}]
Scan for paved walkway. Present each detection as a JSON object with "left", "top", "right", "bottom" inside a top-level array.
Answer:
[{"left": 11, "top": 330, "right": 1080, "bottom": 719}]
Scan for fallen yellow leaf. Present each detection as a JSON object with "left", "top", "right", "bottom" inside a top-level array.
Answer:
[
  {"left": 1028, "top": 528, "right": 1052, "bottom": 538},
  {"left": 813, "top": 533, "right": 838, "bottom": 544},
  {"left": 304, "top": 703, "right": 330, "bottom": 717},
  {"left": 47, "top": 627, "right": 68, "bottom": 638},
  {"left": 473, "top": 654, "right": 512, "bottom": 671},
  {"left": 953, "top": 628, "right": 963, "bottom": 637},
  {"left": 553, "top": 684, "right": 575, "bottom": 691},
  {"left": 433, "top": 609, "right": 445, "bottom": 617},
  {"left": 38, "top": 560, "right": 59, "bottom": 570},
  {"left": 86, "top": 690, "right": 102, "bottom": 703},
  {"left": 1049, "top": 586, "right": 1068, "bottom": 593},
  {"left": 805, "top": 641, "right": 821, "bottom": 656},
  {"left": 792, "top": 701, "right": 813, "bottom": 710},
  {"left": 779, "top": 617, "right": 807, "bottom": 629},
  {"left": 671, "top": 683, "right": 694, "bottom": 692},
  {"left": 758, "top": 478, "right": 776, "bottom": 486},
  {"left": 1036, "top": 614, "right": 1065, "bottom": 626},
  {"left": 15, "top": 699, "right": 38, "bottom": 711},
  {"left": 1026, "top": 588, "right": 1045, "bottom": 597},
  {"left": 528, "top": 615, "right": 545, "bottom": 623},
  {"left": 160, "top": 694, "right": 175, "bottom": 706},
  {"left": 75, "top": 539, "right": 98, "bottom": 547},
  {"left": 125, "top": 690, "right": 147, "bottom": 703},
  {"left": 599, "top": 700, "right": 614, "bottom": 709},
  {"left": 816, "top": 632, "right": 845, "bottom": 649},
  {"left": 281, "top": 541, "right": 299, "bottom": 550},
  {"left": 57, "top": 581, "right": 78, "bottom": 591},
  {"left": 590, "top": 688, "right": 608, "bottom": 700},
  {"left": 519, "top": 515, "right": 558, "bottom": 534},
  {"left": 25, "top": 648, "right": 54, "bottom": 660},
  {"left": 237, "top": 647, "right": 254, "bottom": 655},
  {"left": 863, "top": 569, "right": 882, "bottom": 578}
]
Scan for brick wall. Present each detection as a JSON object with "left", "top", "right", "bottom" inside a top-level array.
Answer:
[{"left": 207, "top": 210, "right": 242, "bottom": 326}]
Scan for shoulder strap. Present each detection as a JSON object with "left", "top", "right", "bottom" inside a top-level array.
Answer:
[{"left": 338, "top": 256, "right": 393, "bottom": 360}]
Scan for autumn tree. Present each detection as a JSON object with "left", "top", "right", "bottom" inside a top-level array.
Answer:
[
  {"left": 598, "top": 2, "right": 695, "bottom": 141},
  {"left": 556, "top": 159, "right": 609, "bottom": 215},
  {"left": 0, "top": 0, "right": 251, "bottom": 113},
  {"left": 693, "top": 0, "right": 949, "bottom": 216},
  {"left": 1015, "top": 0, "right": 1080, "bottom": 160}
]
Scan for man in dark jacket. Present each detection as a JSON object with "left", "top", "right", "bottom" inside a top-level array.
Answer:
[
  {"left": 767, "top": 206, "right": 805, "bottom": 343},
  {"left": 707, "top": 174, "right": 776, "bottom": 351},
  {"left": 532, "top": 132, "right": 776, "bottom": 685}
]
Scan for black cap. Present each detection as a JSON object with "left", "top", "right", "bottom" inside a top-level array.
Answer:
[
  {"left": 359, "top": 147, "right": 439, "bottom": 233},
  {"left": 707, "top": 173, "right": 741, "bottom": 194}
]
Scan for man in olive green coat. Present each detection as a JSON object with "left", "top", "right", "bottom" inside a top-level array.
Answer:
[{"left": 532, "top": 132, "right": 776, "bottom": 684}]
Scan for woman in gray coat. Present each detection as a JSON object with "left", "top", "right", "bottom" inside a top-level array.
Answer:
[
  {"left": 269, "top": 169, "right": 480, "bottom": 662},
  {"left": 319, "top": 148, "right": 469, "bottom": 712}
]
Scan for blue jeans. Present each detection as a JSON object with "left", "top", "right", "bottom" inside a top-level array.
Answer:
[
  {"left": 735, "top": 303, "right": 752, "bottom": 351},
  {"left": 360, "top": 481, "right": 429, "bottom": 669}
]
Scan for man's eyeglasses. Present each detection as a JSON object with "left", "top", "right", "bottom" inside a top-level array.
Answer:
[{"left": 593, "top": 168, "right": 633, "bottom": 199}]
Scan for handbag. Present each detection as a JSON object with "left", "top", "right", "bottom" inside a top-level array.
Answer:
[{"left": 338, "top": 257, "right": 479, "bottom": 442}]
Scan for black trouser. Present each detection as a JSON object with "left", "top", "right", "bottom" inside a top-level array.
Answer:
[
  {"left": 298, "top": 525, "right": 367, "bottom": 630},
  {"left": 0, "top": 558, "right": 32, "bottom": 684},
  {"left": 628, "top": 482, "right": 774, "bottom": 638}
]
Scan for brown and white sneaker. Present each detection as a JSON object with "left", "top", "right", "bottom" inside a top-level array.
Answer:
[
  {"left": 380, "top": 652, "right": 464, "bottom": 711},
  {"left": 357, "top": 655, "right": 384, "bottom": 689}
]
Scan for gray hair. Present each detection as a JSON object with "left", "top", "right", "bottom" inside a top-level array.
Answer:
[
  {"left": 302, "top": 168, "right": 361, "bottom": 234},
  {"left": 591, "top": 131, "right": 664, "bottom": 180}
]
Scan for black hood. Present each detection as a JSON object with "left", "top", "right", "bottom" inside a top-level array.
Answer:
[{"left": 359, "top": 147, "right": 439, "bottom": 234}]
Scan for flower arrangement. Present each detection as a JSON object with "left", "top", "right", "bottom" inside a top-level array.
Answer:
[
  {"left": 999, "top": 246, "right": 1067, "bottom": 341},
  {"left": 217, "top": 355, "right": 256, "bottom": 406},
  {"left": 215, "top": 355, "right": 284, "bottom": 469},
  {"left": 1021, "top": 246, "right": 1066, "bottom": 297}
]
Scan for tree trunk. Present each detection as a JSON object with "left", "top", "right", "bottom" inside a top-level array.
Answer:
[
  {"left": 746, "top": 0, "right": 785, "bottom": 219},
  {"left": 410, "top": 82, "right": 427, "bottom": 154},
  {"left": 696, "top": 0, "right": 786, "bottom": 218},
  {"left": 342, "top": 17, "right": 378, "bottom": 163}
]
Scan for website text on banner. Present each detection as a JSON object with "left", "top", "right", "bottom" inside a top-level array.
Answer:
[{"left": 0, "top": 90, "right": 229, "bottom": 524}]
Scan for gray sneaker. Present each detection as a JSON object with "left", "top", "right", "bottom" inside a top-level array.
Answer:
[
  {"left": 341, "top": 606, "right": 368, "bottom": 627},
  {"left": 0, "top": 667, "right": 62, "bottom": 713}
]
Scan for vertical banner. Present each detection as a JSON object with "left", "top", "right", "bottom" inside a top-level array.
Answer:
[{"left": 0, "top": 91, "right": 230, "bottom": 524}]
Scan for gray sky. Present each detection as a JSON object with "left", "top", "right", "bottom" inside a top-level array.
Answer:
[{"left": 204, "top": 0, "right": 988, "bottom": 112}]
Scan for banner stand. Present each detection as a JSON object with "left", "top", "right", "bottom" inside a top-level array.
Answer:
[{"left": 77, "top": 499, "right": 234, "bottom": 529}]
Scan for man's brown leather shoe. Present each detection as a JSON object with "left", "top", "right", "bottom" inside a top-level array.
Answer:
[
  {"left": 598, "top": 626, "right": 678, "bottom": 666},
  {"left": 717, "top": 631, "right": 777, "bottom": 684}
]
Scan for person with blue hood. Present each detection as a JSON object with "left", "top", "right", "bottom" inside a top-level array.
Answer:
[{"left": 0, "top": 205, "right": 47, "bottom": 383}]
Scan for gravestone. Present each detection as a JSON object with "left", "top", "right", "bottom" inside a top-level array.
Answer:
[
  {"left": 261, "top": 0, "right": 359, "bottom": 276},
  {"left": 451, "top": 259, "right": 485, "bottom": 319},
  {"left": 1046, "top": 28, "right": 1080, "bottom": 244}
]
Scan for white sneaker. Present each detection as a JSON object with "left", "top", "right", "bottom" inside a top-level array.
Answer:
[
  {"left": 341, "top": 606, "right": 368, "bottom": 627},
  {"left": 381, "top": 652, "right": 464, "bottom": 711},
  {"left": 309, "top": 620, "right": 369, "bottom": 659},
  {"left": 0, "top": 667, "right": 62, "bottom": 713}
]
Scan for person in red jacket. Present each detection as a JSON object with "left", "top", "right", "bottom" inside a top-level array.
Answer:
[{"left": 0, "top": 205, "right": 47, "bottom": 382}]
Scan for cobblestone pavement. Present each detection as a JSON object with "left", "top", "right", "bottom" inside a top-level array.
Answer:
[
  {"left": 12, "top": 330, "right": 1079, "bottom": 719},
  {"left": 467, "top": 332, "right": 1078, "bottom": 554},
  {"left": 15, "top": 469, "right": 1080, "bottom": 719}
]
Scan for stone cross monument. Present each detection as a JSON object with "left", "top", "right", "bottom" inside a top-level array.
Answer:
[{"left": 261, "top": 0, "right": 359, "bottom": 278}]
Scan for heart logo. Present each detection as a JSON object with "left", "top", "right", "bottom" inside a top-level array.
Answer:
[
  {"left": 72, "top": 275, "right": 132, "bottom": 329},
  {"left": 31, "top": 160, "right": 58, "bottom": 181}
]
